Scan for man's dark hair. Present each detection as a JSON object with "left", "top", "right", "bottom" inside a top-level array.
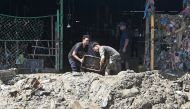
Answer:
[
  {"left": 92, "top": 42, "right": 99, "bottom": 48},
  {"left": 82, "top": 35, "right": 90, "bottom": 40}
]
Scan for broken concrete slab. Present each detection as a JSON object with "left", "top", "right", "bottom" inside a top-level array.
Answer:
[{"left": 0, "top": 68, "right": 17, "bottom": 82}]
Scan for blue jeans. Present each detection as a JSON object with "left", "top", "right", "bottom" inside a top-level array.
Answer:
[{"left": 68, "top": 57, "right": 80, "bottom": 72}]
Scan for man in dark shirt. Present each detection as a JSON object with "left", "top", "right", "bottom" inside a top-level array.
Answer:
[
  {"left": 87, "top": 41, "right": 100, "bottom": 57},
  {"left": 92, "top": 42, "right": 121, "bottom": 75},
  {"left": 131, "top": 28, "right": 139, "bottom": 57},
  {"left": 68, "top": 35, "right": 90, "bottom": 75},
  {"left": 116, "top": 22, "right": 129, "bottom": 70}
]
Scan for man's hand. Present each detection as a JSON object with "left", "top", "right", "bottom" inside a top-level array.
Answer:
[
  {"left": 72, "top": 51, "right": 84, "bottom": 63},
  {"left": 79, "top": 58, "right": 84, "bottom": 63}
]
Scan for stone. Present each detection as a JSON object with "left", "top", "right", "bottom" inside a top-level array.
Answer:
[
  {"left": 89, "top": 103, "right": 101, "bottom": 109},
  {"left": 185, "top": 92, "right": 190, "bottom": 100},
  {"left": 35, "top": 90, "right": 51, "bottom": 96},
  {"left": 9, "top": 90, "right": 19, "bottom": 97},
  {"left": 181, "top": 102, "right": 190, "bottom": 109},
  {"left": 0, "top": 68, "right": 17, "bottom": 82},
  {"left": 0, "top": 84, "right": 11, "bottom": 90},
  {"left": 70, "top": 101, "right": 84, "bottom": 109},
  {"left": 120, "top": 87, "right": 139, "bottom": 98},
  {"left": 0, "top": 80, "right": 3, "bottom": 85},
  {"left": 117, "top": 71, "right": 128, "bottom": 75},
  {"left": 141, "top": 102, "right": 152, "bottom": 109}
]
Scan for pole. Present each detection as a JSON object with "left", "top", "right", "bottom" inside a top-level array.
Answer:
[
  {"left": 16, "top": 41, "right": 19, "bottom": 57},
  {"left": 56, "top": 9, "right": 60, "bottom": 70},
  {"left": 145, "top": 16, "right": 150, "bottom": 70},
  {"left": 60, "top": 0, "right": 64, "bottom": 71},
  {"left": 150, "top": 14, "right": 155, "bottom": 70},
  {"left": 4, "top": 42, "right": 8, "bottom": 64},
  {"left": 51, "top": 16, "right": 54, "bottom": 55}
]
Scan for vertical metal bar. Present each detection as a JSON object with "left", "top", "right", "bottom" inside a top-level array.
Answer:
[
  {"left": 60, "top": 0, "right": 64, "bottom": 71},
  {"left": 4, "top": 41, "right": 7, "bottom": 65},
  {"left": 16, "top": 41, "right": 19, "bottom": 57},
  {"left": 150, "top": 14, "right": 155, "bottom": 70},
  {"left": 145, "top": 17, "right": 150, "bottom": 70},
  {"left": 55, "top": 9, "right": 60, "bottom": 70},
  {"left": 48, "top": 41, "right": 50, "bottom": 55},
  {"left": 51, "top": 16, "right": 54, "bottom": 55}
]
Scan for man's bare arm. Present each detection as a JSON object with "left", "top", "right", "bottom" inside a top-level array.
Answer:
[
  {"left": 100, "top": 55, "right": 105, "bottom": 67},
  {"left": 72, "top": 51, "right": 82, "bottom": 63}
]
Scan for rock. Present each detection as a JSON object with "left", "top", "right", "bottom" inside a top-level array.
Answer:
[
  {"left": 89, "top": 103, "right": 101, "bottom": 109},
  {"left": 0, "top": 68, "right": 17, "bottom": 82},
  {"left": 141, "top": 102, "right": 152, "bottom": 109},
  {"left": 181, "top": 102, "right": 190, "bottom": 109},
  {"left": 35, "top": 90, "right": 51, "bottom": 96},
  {"left": 152, "top": 104, "right": 167, "bottom": 109},
  {"left": 185, "top": 92, "right": 190, "bottom": 100},
  {"left": 0, "top": 80, "right": 3, "bottom": 85},
  {"left": 117, "top": 70, "right": 135, "bottom": 76},
  {"left": 50, "top": 99, "right": 56, "bottom": 109},
  {"left": 63, "top": 81, "right": 72, "bottom": 92},
  {"left": 24, "top": 78, "right": 40, "bottom": 89},
  {"left": 117, "top": 71, "right": 128, "bottom": 75},
  {"left": 1, "top": 84, "right": 11, "bottom": 90},
  {"left": 120, "top": 87, "right": 139, "bottom": 98},
  {"left": 70, "top": 101, "right": 84, "bottom": 109},
  {"left": 9, "top": 90, "right": 19, "bottom": 97},
  {"left": 131, "top": 100, "right": 152, "bottom": 109},
  {"left": 24, "top": 89, "right": 33, "bottom": 101},
  {"left": 57, "top": 97, "right": 65, "bottom": 103},
  {"left": 89, "top": 80, "right": 111, "bottom": 108}
]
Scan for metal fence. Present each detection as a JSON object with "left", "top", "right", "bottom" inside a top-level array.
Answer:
[
  {"left": 0, "top": 14, "right": 60, "bottom": 71},
  {"left": 0, "top": 40, "right": 58, "bottom": 71}
]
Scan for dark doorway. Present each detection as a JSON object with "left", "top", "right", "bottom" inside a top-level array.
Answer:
[{"left": 63, "top": 0, "right": 183, "bottom": 72}]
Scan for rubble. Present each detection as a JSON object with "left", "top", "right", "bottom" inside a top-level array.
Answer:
[{"left": 0, "top": 70, "right": 190, "bottom": 109}]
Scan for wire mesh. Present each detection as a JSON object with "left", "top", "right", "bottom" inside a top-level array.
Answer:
[{"left": 0, "top": 14, "right": 57, "bottom": 70}]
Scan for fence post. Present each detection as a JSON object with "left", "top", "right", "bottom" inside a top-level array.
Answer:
[
  {"left": 16, "top": 41, "right": 19, "bottom": 57},
  {"left": 150, "top": 13, "right": 155, "bottom": 70},
  {"left": 51, "top": 16, "right": 54, "bottom": 55},
  {"left": 4, "top": 41, "right": 7, "bottom": 65},
  {"left": 145, "top": 17, "right": 150, "bottom": 70},
  {"left": 56, "top": 9, "right": 60, "bottom": 70},
  {"left": 59, "top": 0, "right": 64, "bottom": 71}
]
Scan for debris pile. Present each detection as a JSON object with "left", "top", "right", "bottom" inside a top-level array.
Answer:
[
  {"left": 155, "top": 13, "right": 190, "bottom": 72},
  {"left": 0, "top": 70, "right": 190, "bottom": 109}
]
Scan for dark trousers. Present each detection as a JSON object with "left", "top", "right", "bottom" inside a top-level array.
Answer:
[
  {"left": 105, "top": 55, "right": 121, "bottom": 75},
  {"left": 131, "top": 40, "right": 138, "bottom": 57},
  {"left": 68, "top": 57, "right": 80, "bottom": 72}
]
